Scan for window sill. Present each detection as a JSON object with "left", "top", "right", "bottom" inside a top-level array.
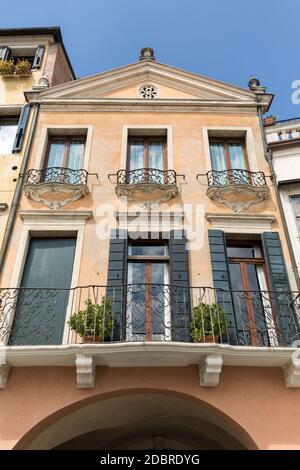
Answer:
[{"left": 1, "top": 73, "right": 32, "bottom": 78}]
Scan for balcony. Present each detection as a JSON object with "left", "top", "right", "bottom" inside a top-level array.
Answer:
[
  {"left": 110, "top": 168, "right": 181, "bottom": 206},
  {"left": 1, "top": 285, "right": 299, "bottom": 347},
  {"left": 1, "top": 284, "right": 299, "bottom": 388},
  {"left": 24, "top": 167, "right": 89, "bottom": 209},
  {"left": 205, "top": 169, "right": 270, "bottom": 212}
]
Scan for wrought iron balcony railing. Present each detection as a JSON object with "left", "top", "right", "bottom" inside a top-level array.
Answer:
[
  {"left": 0, "top": 285, "right": 299, "bottom": 347},
  {"left": 25, "top": 167, "right": 89, "bottom": 186},
  {"left": 112, "top": 168, "right": 178, "bottom": 186},
  {"left": 206, "top": 169, "right": 267, "bottom": 187}
]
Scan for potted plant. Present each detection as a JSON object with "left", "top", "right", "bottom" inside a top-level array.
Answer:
[
  {"left": 0, "top": 59, "right": 14, "bottom": 76},
  {"left": 190, "top": 302, "right": 227, "bottom": 343},
  {"left": 263, "top": 115, "right": 276, "bottom": 126},
  {"left": 67, "top": 297, "right": 113, "bottom": 343},
  {"left": 14, "top": 58, "right": 31, "bottom": 76}
]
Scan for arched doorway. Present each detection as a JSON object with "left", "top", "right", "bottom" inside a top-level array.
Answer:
[{"left": 19, "top": 392, "right": 256, "bottom": 450}]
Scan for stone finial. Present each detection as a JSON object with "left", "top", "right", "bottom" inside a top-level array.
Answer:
[
  {"left": 248, "top": 76, "right": 260, "bottom": 90},
  {"left": 139, "top": 47, "right": 155, "bottom": 61},
  {"left": 38, "top": 75, "right": 50, "bottom": 88},
  {"left": 248, "top": 75, "right": 266, "bottom": 94}
]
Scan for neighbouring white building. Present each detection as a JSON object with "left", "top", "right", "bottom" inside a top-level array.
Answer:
[{"left": 265, "top": 117, "right": 300, "bottom": 278}]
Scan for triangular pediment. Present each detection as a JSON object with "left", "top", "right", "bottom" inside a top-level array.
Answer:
[{"left": 37, "top": 60, "right": 259, "bottom": 103}]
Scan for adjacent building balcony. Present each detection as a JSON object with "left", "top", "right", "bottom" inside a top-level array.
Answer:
[
  {"left": 110, "top": 168, "right": 181, "bottom": 206},
  {"left": 24, "top": 167, "right": 89, "bottom": 209},
  {"left": 205, "top": 169, "right": 270, "bottom": 212}
]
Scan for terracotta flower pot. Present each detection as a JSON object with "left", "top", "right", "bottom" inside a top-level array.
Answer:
[
  {"left": 83, "top": 335, "right": 103, "bottom": 343},
  {"left": 263, "top": 116, "right": 276, "bottom": 126},
  {"left": 194, "top": 335, "right": 219, "bottom": 343}
]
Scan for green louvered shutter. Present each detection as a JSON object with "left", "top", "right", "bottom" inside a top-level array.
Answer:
[
  {"left": 169, "top": 230, "right": 191, "bottom": 342},
  {"left": 32, "top": 45, "right": 45, "bottom": 69},
  {"left": 12, "top": 104, "right": 30, "bottom": 153},
  {"left": 208, "top": 229, "right": 237, "bottom": 345},
  {"left": 261, "top": 232, "right": 299, "bottom": 346},
  {"left": 106, "top": 229, "right": 127, "bottom": 341},
  {"left": 0, "top": 46, "right": 10, "bottom": 61}
]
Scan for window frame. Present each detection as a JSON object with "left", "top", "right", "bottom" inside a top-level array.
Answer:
[
  {"left": 126, "top": 136, "right": 167, "bottom": 172},
  {"left": 44, "top": 136, "right": 86, "bottom": 170},
  {"left": 209, "top": 137, "right": 249, "bottom": 171}
]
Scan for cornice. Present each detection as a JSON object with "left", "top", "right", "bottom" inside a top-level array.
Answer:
[{"left": 26, "top": 98, "right": 260, "bottom": 114}]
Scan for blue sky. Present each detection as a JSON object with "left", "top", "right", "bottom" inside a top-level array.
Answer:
[{"left": 2, "top": 0, "right": 299, "bottom": 119}]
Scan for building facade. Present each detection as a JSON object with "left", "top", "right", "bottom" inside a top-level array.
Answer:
[
  {"left": 0, "top": 46, "right": 300, "bottom": 450},
  {"left": 265, "top": 117, "right": 300, "bottom": 281},
  {"left": 0, "top": 27, "right": 74, "bottom": 266}
]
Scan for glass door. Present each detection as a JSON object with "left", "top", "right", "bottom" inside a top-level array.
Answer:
[
  {"left": 227, "top": 243, "right": 278, "bottom": 346},
  {"left": 126, "top": 244, "right": 170, "bottom": 341}
]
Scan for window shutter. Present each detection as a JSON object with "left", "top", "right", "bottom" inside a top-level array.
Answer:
[
  {"left": 12, "top": 104, "right": 30, "bottom": 153},
  {"left": 261, "top": 232, "right": 299, "bottom": 345},
  {"left": 169, "top": 230, "right": 191, "bottom": 341},
  {"left": 0, "top": 46, "right": 10, "bottom": 61},
  {"left": 32, "top": 45, "right": 45, "bottom": 69},
  {"left": 106, "top": 229, "right": 127, "bottom": 341},
  {"left": 208, "top": 229, "right": 237, "bottom": 345}
]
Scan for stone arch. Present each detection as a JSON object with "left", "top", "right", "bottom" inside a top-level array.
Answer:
[{"left": 14, "top": 388, "right": 259, "bottom": 450}]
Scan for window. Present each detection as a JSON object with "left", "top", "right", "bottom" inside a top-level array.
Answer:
[
  {"left": 291, "top": 196, "right": 300, "bottom": 234},
  {"left": 138, "top": 84, "right": 158, "bottom": 99},
  {"left": 0, "top": 45, "right": 45, "bottom": 70},
  {"left": 226, "top": 239, "right": 277, "bottom": 346},
  {"left": 127, "top": 242, "right": 170, "bottom": 341},
  {"left": 44, "top": 137, "right": 85, "bottom": 183},
  {"left": 209, "top": 138, "right": 248, "bottom": 172},
  {"left": 0, "top": 118, "right": 18, "bottom": 154},
  {"left": 127, "top": 137, "right": 166, "bottom": 184}
]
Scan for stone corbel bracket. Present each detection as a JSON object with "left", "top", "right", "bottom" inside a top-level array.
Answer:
[
  {"left": 0, "top": 362, "right": 10, "bottom": 389},
  {"left": 206, "top": 185, "right": 270, "bottom": 213},
  {"left": 283, "top": 356, "right": 300, "bottom": 388},
  {"left": 199, "top": 354, "right": 223, "bottom": 387},
  {"left": 75, "top": 354, "right": 95, "bottom": 389},
  {"left": 24, "top": 183, "right": 89, "bottom": 210}
]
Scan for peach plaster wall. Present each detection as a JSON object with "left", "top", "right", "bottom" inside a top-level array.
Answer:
[{"left": 0, "top": 365, "right": 300, "bottom": 450}]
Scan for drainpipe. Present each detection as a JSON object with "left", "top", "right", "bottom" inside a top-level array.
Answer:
[
  {"left": 257, "top": 105, "right": 300, "bottom": 290},
  {"left": 0, "top": 102, "right": 40, "bottom": 275}
]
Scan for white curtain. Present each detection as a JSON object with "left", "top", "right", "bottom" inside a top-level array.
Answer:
[
  {"left": 149, "top": 141, "right": 163, "bottom": 169},
  {"left": 68, "top": 140, "right": 85, "bottom": 170},
  {"left": 0, "top": 123, "right": 18, "bottom": 154},
  {"left": 149, "top": 141, "right": 164, "bottom": 183},
  {"left": 47, "top": 139, "right": 65, "bottom": 167},
  {"left": 129, "top": 141, "right": 144, "bottom": 170},
  {"left": 210, "top": 143, "right": 226, "bottom": 171},
  {"left": 210, "top": 143, "right": 227, "bottom": 184},
  {"left": 228, "top": 143, "right": 246, "bottom": 169},
  {"left": 129, "top": 141, "right": 144, "bottom": 183},
  {"left": 68, "top": 140, "right": 85, "bottom": 183}
]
